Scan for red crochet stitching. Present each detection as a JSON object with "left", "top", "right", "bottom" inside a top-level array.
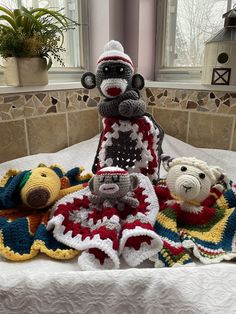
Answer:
[
  {"left": 88, "top": 248, "right": 109, "bottom": 264},
  {"left": 125, "top": 235, "right": 152, "bottom": 250},
  {"left": 98, "top": 117, "right": 159, "bottom": 175}
]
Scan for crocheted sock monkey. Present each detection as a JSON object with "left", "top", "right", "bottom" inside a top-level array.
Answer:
[
  {"left": 82, "top": 40, "right": 146, "bottom": 118},
  {"left": 81, "top": 40, "right": 164, "bottom": 182}
]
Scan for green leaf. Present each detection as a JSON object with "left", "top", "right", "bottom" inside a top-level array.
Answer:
[
  {"left": 0, "top": 6, "right": 14, "bottom": 18},
  {"left": 0, "top": 24, "right": 16, "bottom": 34},
  {"left": 31, "top": 8, "right": 69, "bottom": 27},
  {"left": 46, "top": 55, "right": 53, "bottom": 70},
  {"left": 21, "top": 7, "right": 42, "bottom": 32},
  {"left": 0, "top": 15, "right": 17, "bottom": 31},
  {"left": 13, "top": 9, "right": 23, "bottom": 27}
]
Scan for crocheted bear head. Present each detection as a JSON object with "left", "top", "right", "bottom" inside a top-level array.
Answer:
[
  {"left": 20, "top": 167, "right": 61, "bottom": 209},
  {"left": 81, "top": 40, "right": 144, "bottom": 98},
  {"left": 162, "top": 156, "right": 224, "bottom": 203},
  {"left": 89, "top": 166, "right": 139, "bottom": 199}
]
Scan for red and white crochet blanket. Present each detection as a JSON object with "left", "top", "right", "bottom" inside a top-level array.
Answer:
[
  {"left": 47, "top": 174, "right": 162, "bottom": 270},
  {"left": 93, "top": 115, "right": 164, "bottom": 182}
]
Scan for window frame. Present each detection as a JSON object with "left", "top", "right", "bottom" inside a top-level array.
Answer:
[
  {"left": 0, "top": 0, "right": 88, "bottom": 83},
  {"left": 155, "top": 0, "right": 233, "bottom": 82}
]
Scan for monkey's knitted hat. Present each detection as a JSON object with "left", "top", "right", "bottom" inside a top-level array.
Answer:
[
  {"left": 97, "top": 166, "right": 128, "bottom": 175},
  {"left": 97, "top": 40, "right": 134, "bottom": 71}
]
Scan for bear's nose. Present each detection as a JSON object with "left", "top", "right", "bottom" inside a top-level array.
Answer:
[
  {"left": 183, "top": 185, "right": 192, "bottom": 193},
  {"left": 26, "top": 188, "right": 50, "bottom": 208}
]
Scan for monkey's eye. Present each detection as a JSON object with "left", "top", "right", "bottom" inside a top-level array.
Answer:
[
  {"left": 112, "top": 175, "right": 120, "bottom": 183},
  {"left": 199, "top": 173, "right": 206, "bottom": 179},
  {"left": 103, "top": 66, "right": 109, "bottom": 73},
  {"left": 99, "top": 176, "right": 106, "bottom": 183},
  {"left": 119, "top": 67, "right": 124, "bottom": 73},
  {"left": 181, "top": 166, "right": 187, "bottom": 172}
]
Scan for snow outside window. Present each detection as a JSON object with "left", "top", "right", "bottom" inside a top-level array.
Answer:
[{"left": 156, "top": 0, "right": 236, "bottom": 82}]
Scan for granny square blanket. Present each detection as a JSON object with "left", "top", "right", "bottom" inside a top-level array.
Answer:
[
  {"left": 48, "top": 174, "right": 162, "bottom": 270},
  {"left": 92, "top": 114, "right": 164, "bottom": 182},
  {"left": 152, "top": 180, "right": 236, "bottom": 267}
]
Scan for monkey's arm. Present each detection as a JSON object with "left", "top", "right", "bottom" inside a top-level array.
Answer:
[
  {"left": 119, "top": 99, "right": 146, "bottom": 118},
  {"left": 121, "top": 196, "right": 139, "bottom": 208},
  {"left": 88, "top": 194, "right": 104, "bottom": 206},
  {"left": 98, "top": 90, "right": 140, "bottom": 118},
  {"left": 103, "top": 199, "right": 115, "bottom": 208}
]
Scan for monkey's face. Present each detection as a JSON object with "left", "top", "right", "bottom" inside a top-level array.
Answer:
[
  {"left": 96, "top": 62, "right": 133, "bottom": 98},
  {"left": 93, "top": 173, "right": 130, "bottom": 198}
]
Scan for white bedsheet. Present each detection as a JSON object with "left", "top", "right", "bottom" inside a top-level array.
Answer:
[{"left": 1, "top": 134, "right": 236, "bottom": 314}]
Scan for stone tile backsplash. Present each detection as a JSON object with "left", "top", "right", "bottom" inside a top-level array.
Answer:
[
  {"left": 145, "top": 88, "right": 236, "bottom": 114},
  {"left": 0, "top": 86, "right": 236, "bottom": 163}
]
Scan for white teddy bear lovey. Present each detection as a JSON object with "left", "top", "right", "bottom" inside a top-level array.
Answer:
[{"left": 160, "top": 155, "right": 226, "bottom": 212}]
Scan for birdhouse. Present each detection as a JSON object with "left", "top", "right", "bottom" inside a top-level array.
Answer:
[{"left": 201, "top": 8, "right": 236, "bottom": 86}]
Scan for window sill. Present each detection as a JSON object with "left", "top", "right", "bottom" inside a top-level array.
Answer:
[
  {"left": 0, "top": 82, "right": 83, "bottom": 94},
  {"left": 1, "top": 80, "right": 236, "bottom": 95},
  {"left": 145, "top": 81, "right": 236, "bottom": 92}
]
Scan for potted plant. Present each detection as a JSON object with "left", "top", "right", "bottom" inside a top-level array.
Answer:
[{"left": 0, "top": 6, "right": 78, "bottom": 86}]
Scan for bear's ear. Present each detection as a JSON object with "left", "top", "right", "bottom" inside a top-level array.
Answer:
[
  {"left": 210, "top": 166, "right": 226, "bottom": 183},
  {"left": 130, "top": 174, "right": 139, "bottom": 191},
  {"left": 132, "top": 74, "right": 145, "bottom": 90},
  {"left": 81, "top": 72, "right": 96, "bottom": 89},
  {"left": 161, "top": 154, "right": 173, "bottom": 172},
  {"left": 89, "top": 177, "right": 95, "bottom": 192}
]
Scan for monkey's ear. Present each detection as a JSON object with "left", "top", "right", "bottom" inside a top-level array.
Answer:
[
  {"left": 132, "top": 74, "right": 145, "bottom": 90},
  {"left": 81, "top": 72, "right": 96, "bottom": 89},
  {"left": 130, "top": 174, "right": 139, "bottom": 191},
  {"left": 89, "top": 177, "right": 95, "bottom": 192}
]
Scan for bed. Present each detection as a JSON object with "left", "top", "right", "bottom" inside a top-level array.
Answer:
[{"left": 1, "top": 134, "right": 236, "bottom": 314}]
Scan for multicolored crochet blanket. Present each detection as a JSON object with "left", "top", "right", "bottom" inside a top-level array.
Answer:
[
  {"left": 48, "top": 174, "right": 162, "bottom": 270},
  {"left": 0, "top": 165, "right": 91, "bottom": 261},
  {"left": 0, "top": 207, "right": 79, "bottom": 261},
  {"left": 152, "top": 180, "right": 236, "bottom": 267}
]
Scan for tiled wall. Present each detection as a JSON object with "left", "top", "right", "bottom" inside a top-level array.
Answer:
[
  {"left": 143, "top": 88, "right": 236, "bottom": 151},
  {"left": 0, "top": 89, "right": 101, "bottom": 163},
  {"left": 0, "top": 86, "right": 236, "bottom": 163}
]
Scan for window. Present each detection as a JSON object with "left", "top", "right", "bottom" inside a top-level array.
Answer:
[
  {"left": 156, "top": 0, "right": 236, "bottom": 82},
  {"left": 0, "top": 0, "right": 88, "bottom": 81}
]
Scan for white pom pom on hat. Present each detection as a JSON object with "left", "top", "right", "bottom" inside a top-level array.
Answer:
[
  {"left": 97, "top": 40, "right": 134, "bottom": 71},
  {"left": 104, "top": 40, "right": 124, "bottom": 52}
]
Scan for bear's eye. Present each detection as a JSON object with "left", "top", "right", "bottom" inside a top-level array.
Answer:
[
  {"left": 199, "top": 173, "right": 205, "bottom": 179},
  {"left": 41, "top": 173, "right": 47, "bottom": 177},
  {"left": 112, "top": 175, "right": 119, "bottom": 183},
  {"left": 181, "top": 166, "right": 187, "bottom": 172},
  {"left": 103, "top": 66, "right": 109, "bottom": 73}
]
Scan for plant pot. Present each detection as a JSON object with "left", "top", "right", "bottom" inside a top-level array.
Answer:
[{"left": 4, "top": 57, "right": 48, "bottom": 86}]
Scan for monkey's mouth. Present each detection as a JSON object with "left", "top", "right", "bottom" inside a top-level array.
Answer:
[
  {"left": 99, "top": 183, "right": 119, "bottom": 194},
  {"left": 101, "top": 79, "right": 128, "bottom": 98},
  {"left": 106, "top": 87, "right": 122, "bottom": 97}
]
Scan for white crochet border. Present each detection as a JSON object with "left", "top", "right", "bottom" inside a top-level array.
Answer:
[
  {"left": 47, "top": 174, "right": 160, "bottom": 268},
  {"left": 78, "top": 250, "right": 118, "bottom": 270},
  {"left": 119, "top": 226, "right": 163, "bottom": 267},
  {"left": 48, "top": 214, "right": 120, "bottom": 269},
  {"left": 182, "top": 239, "right": 236, "bottom": 264}
]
